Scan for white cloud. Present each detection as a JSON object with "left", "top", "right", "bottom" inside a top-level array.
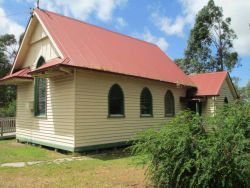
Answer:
[
  {"left": 116, "top": 17, "right": 127, "bottom": 28},
  {"left": 150, "top": 0, "right": 205, "bottom": 37},
  {"left": 35, "top": 0, "right": 127, "bottom": 22},
  {"left": 214, "top": 0, "right": 250, "bottom": 56},
  {"left": 0, "top": 8, "right": 24, "bottom": 38},
  {"left": 153, "top": 0, "right": 250, "bottom": 55},
  {"left": 152, "top": 13, "right": 186, "bottom": 37},
  {"left": 178, "top": 0, "right": 207, "bottom": 24},
  {"left": 134, "top": 29, "right": 169, "bottom": 51}
]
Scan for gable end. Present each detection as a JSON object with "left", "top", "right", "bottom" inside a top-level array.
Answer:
[{"left": 11, "top": 11, "right": 63, "bottom": 73}]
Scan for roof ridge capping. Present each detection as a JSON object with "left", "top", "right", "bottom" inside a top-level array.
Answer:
[{"left": 188, "top": 71, "right": 228, "bottom": 76}]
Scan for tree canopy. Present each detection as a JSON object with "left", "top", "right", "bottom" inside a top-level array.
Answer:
[
  {"left": 176, "top": 0, "right": 239, "bottom": 74},
  {"left": 0, "top": 34, "right": 18, "bottom": 107},
  {"left": 231, "top": 77, "right": 250, "bottom": 102},
  {"left": 241, "top": 81, "right": 250, "bottom": 101}
]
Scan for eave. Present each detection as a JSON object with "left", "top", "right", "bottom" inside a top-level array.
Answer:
[
  {"left": 0, "top": 77, "right": 33, "bottom": 85},
  {"left": 0, "top": 67, "right": 33, "bottom": 85}
]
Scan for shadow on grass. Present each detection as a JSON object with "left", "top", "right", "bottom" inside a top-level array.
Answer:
[
  {"left": 0, "top": 136, "right": 15, "bottom": 141},
  {"left": 75, "top": 146, "right": 132, "bottom": 161}
]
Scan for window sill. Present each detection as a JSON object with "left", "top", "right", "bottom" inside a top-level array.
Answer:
[
  {"left": 165, "top": 114, "right": 175, "bottom": 117},
  {"left": 140, "top": 114, "right": 153, "bottom": 118},
  {"left": 108, "top": 114, "right": 125, "bottom": 118},
  {"left": 34, "top": 115, "right": 47, "bottom": 118}
]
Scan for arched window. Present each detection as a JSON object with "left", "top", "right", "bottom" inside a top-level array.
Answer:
[
  {"left": 34, "top": 57, "right": 47, "bottom": 116},
  {"left": 224, "top": 97, "right": 229, "bottom": 104},
  {"left": 165, "top": 90, "right": 175, "bottom": 117},
  {"left": 108, "top": 84, "right": 124, "bottom": 116},
  {"left": 140, "top": 87, "right": 153, "bottom": 116}
]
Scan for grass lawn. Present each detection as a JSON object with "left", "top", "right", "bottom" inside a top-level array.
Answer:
[
  {"left": 0, "top": 139, "right": 148, "bottom": 188},
  {"left": 0, "top": 139, "right": 66, "bottom": 164}
]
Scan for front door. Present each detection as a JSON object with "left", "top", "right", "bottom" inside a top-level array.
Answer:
[{"left": 187, "top": 101, "right": 202, "bottom": 115}]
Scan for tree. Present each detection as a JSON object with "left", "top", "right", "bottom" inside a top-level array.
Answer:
[
  {"left": 231, "top": 77, "right": 244, "bottom": 101},
  {"left": 19, "top": 32, "right": 25, "bottom": 46},
  {"left": 245, "top": 81, "right": 250, "bottom": 99},
  {"left": 232, "top": 78, "right": 250, "bottom": 102},
  {"left": 176, "top": 0, "right": 239, "bottom": 74},
  {"left": 0, "top": 34, "right": 18, "bottom": 63},
  {"left": 0, "top": 100, "right": 16, "bottom": 117},
  {"left": 0, "top": 34, "right": 18, "bottom": 107},
  {"left": 241, "top": 81, "right": 250, "bottom": 101},
  {"left": 175, "top": 58, "right": 190, "bottom": 74}
]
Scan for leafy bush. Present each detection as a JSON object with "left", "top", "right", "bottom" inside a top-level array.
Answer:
[
  {"left": 211, "top": 102, "right": 250, "bottom": 143},
  {"left": 131, "top": 104, "right": 250, "bottom": 188},
  {"left": 0, "top": 100, "right": 16, "bottom": 117}
]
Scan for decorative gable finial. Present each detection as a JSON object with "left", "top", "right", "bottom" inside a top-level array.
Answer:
[{"left": 37, "top": 0, "right": 40, "bottom": 9}]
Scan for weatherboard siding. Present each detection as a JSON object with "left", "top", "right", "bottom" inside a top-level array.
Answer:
[
  {"left": 15, "top": 20, "right": 74, "bottom": 150},
  {"left": 16, "top": 76, "right": 75, "bottom": 149},
  {"left": 74, "top": 69, "right": 186, "bottom": 148},
  {"left": 202, "top": 78, "right": 235, "bottom": 117},
  {"left": 22, "top": 22, "right": 59, "bottom": 70},
  {"left": 214, "top": 78, "right": 235, "bottom": 111},
  {"left": 202, "top": 97, "right": 215, "bottom": 117}
]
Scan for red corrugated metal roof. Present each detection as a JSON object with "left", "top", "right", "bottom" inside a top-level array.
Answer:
[
  {"left": 34, "top": 9, "right": 195, "bottom": 87},
  {"left": 188, "top": 71, "right": 228, "bottom": 96},
  {"left": 0, "top": 67, "right": 32, "bottom": 81},
  {"left": 28, "top": 57, "right": 69, "bottom": 74}
]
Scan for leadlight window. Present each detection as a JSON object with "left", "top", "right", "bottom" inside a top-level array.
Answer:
[
  {"left": 108, "top": 84, "right": 124, "bottom": 116},
  {"left": 165, "top": 90, "right": 175, "bottom": 117},
  {"left": 34, "top": 57, "right": 47, "bottom": 116},
  {"left": 140, "top": 88, "right": 153, "bottom": 116}
]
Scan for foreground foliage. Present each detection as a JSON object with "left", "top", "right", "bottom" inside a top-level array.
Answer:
[{"left": 131, "top": 103, "right": 250, "bottom": 188}]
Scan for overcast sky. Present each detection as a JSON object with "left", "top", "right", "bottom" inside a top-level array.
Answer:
[{"left": 0, "top": 0, "right": 249, "bottom": 86}]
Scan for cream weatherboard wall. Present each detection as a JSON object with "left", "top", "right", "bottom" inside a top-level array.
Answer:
[
  {"left": 16, "top": 77, "right": 75, "bottom": 150},
  {"left": 74, "top": 69, "right": 187, "bottom": 150},
  {"left": 202, "top": 77, "right": 236, "bottom": 117},
  {"left": 214, "top": 77, "right": 236, "bottom": 112},
  {"left": 202, "top": 97, "right": 215, "bottom": 117},
  {"left": 16, "top": 21, "right": 75, "bottom": 151},
  {"left": 22, "top": 22, "right": 59, "bottom": 71}
]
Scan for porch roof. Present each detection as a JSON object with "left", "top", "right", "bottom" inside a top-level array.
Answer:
[
  {"left": 0, "top": 68, "right": 33, "bottom": 84},
  {"left": 28, "top": 57, "right": 69, "bottom": 75},
  {"left": 188, "top": 71, "right": 228, "bottom": 96}
]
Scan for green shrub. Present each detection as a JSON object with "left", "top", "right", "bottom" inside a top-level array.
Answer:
[
  {"left": 212, "top": 102, "right": 250, "bottom": 143},
  {"left": 131, "top": 104, "right": 250, "bottom": 188},
  {"left": 0, "top": 100, "right": 16, "bottom": 117}
]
